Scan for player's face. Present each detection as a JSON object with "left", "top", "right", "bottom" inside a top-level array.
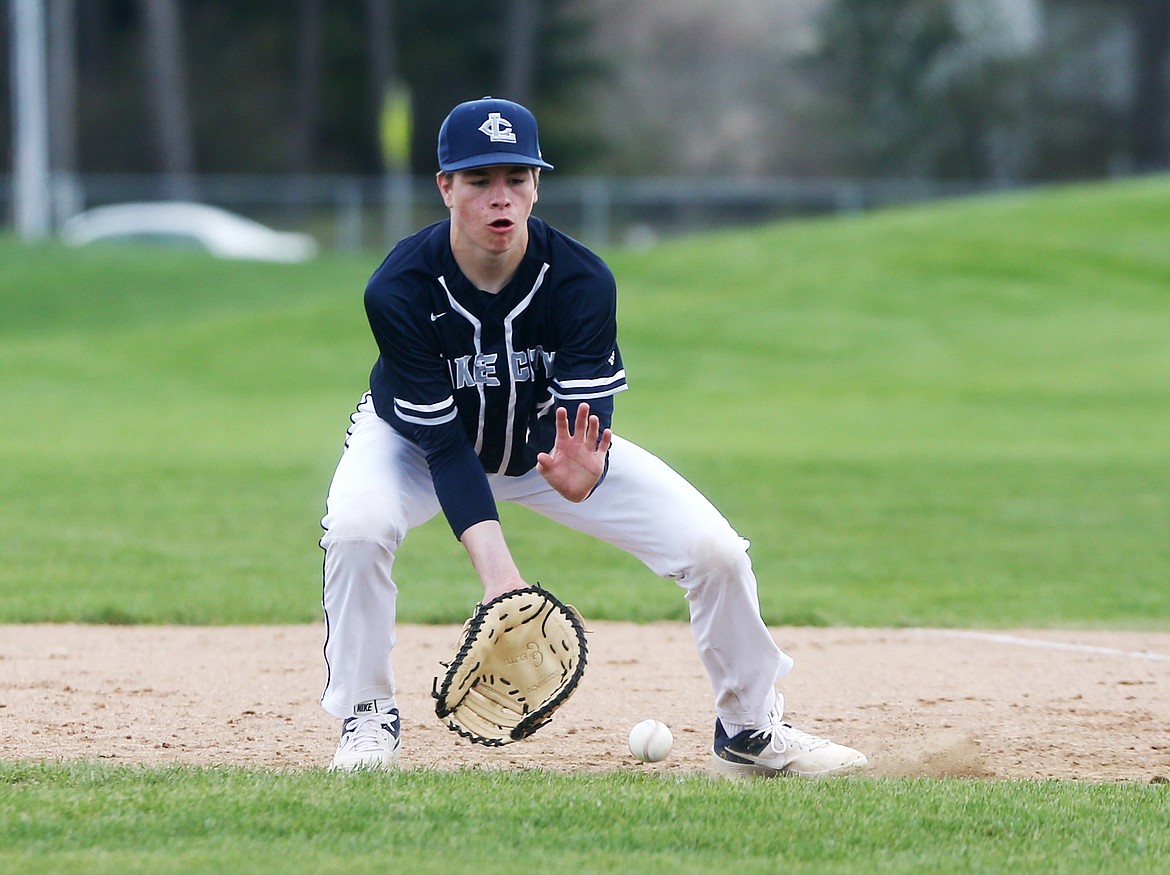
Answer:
[{"left": 438, "top": 165, "right": 539, "bottom": 257}]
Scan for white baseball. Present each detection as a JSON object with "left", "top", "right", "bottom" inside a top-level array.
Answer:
[{"left": 628, "top": 719, "right": 673, "bottom": 762}]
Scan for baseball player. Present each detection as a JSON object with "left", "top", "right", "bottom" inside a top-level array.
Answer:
[{"left": 319, "top": 96, "right": 867, "bottom": 777}]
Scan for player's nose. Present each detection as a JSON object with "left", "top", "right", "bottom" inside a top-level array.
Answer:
[{"left": 488, "top": 180, "right": 511, "bottom": 206}]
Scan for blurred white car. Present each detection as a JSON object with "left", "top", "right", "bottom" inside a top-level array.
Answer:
[{"left": 60, "top": 201, "right": 318, "bottom": 263}]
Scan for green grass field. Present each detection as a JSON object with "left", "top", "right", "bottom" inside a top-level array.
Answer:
[
  {"left": 2, "top": 764, "right": 1168, "bottom": 875},
  {"left": 2, "top": 177, "right": 1169, "bottom": 872}
]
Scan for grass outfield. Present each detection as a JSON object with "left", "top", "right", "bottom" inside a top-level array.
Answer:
[
  {"left": 2, "top": 178, "right": 1168, "bottom": 627},
  {"left": 2, "top": 764, "right": 1168, "bottom": 875},
  {"left": 2, "top": 178, "right": 1170, "bottom": 872}
]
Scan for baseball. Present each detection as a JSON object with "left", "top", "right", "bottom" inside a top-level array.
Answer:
[{"left": 628, "top": 719, "right": 673, "bottom": 762}]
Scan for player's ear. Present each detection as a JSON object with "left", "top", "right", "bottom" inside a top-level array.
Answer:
[
  {"left": 436, "top": 171, "right": 455, "bottom": 208},
  {"left": 531, "top": 169, "right": 540, "bottom": 203}
]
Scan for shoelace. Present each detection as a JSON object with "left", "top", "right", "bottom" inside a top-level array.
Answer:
[
  {"left": 343, "top": 713, "right": 397, "bottom": 752},
  {"left": 749, "top": 710, "right": 830, "bottom": 752}
]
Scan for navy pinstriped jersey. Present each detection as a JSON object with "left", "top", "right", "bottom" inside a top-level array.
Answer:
[{"left": 364, "top": 216, "right": 626, "bottom": 537}]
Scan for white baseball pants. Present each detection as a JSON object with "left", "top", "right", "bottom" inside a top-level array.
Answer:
[{"left": 320, "top": 394, "right": 793, "bottom": 727}]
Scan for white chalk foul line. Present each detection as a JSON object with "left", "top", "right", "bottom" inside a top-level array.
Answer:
[{"left": 914, "top": 629, "right": 1170, "bottom": 663}]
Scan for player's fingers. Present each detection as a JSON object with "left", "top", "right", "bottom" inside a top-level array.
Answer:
[
  {"left": 597, "top": 427, "right": 612, "bottom": 455},
  {"left": 554, "top": 405, "right": 571, "bottom": 440},
  {"left": 573, "top": 402, "right": 591, "bottom": 437},
  {"left": 585, "top": 413, "right": 601, "bottom": 445}
]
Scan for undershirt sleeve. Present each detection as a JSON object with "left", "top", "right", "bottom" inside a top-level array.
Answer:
[
  {"left": 415, "top": 421, "right": 500, "bottom": 540},
  {"left": 365, "top": 278, "right": 499, "bottom": 541}
]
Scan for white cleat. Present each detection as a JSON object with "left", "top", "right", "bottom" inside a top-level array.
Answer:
[
  {"left": 329, "top": 707, "right": 402, "bottom": 772},
  {"left": 712, "top": 712, "right": 867, "bottom": 778}
]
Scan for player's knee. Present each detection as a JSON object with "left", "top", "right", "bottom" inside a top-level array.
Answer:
[
  {"left": 320, "top": 501, "right": 406, "bottom": 548},
  {"left": 678, "top": 532, "right": 752, "bottom": 582}
]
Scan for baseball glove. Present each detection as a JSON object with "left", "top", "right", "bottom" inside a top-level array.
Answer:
[{"left": 433, "top": 585, "right": 588, "bottom": 746}]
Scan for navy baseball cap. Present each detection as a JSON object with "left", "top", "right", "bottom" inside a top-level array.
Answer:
[{"left": 437, "top": 97, "right": 554, "bottom": 172}]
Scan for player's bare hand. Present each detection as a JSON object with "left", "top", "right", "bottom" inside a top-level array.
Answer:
[{"left": 536, "top": 403, "right": 612, "bottom": 502}]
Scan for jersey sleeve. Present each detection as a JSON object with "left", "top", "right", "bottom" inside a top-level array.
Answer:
[
  {"left": 530, "top": 245, "right": 626, "bottom": 499},
  {"left": 364, "top": 272, "right": 499, "bottom": 539},
  {"left": 549, "top": 255, "right": 627, "bottom": 431}
]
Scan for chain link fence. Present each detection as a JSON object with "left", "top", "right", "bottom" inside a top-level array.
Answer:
[{"left": 2, "top": 172, "right": 1012, "bottom": 254}]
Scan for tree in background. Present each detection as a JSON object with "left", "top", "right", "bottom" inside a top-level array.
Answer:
[
  {"left": 138, "top": 0, "right": 195, "bottom": 195},
  {"left": 394, "top": 0, "right": 604, "bottom": 173},
  {"left": 503, "top": 0, "right": 540, "bottom": 107},
  {"left": 3, "top": 0, "right": 1165, "bottom": 182},
  {"left": 807, "top": 0, "right": 1168, "bottom": 181},
  {"left": 288, "top": 0, "right": 321, "bottom": 178},
  {"left": 9, "top": 0, "right": 603, "bottom": 177},
  {"left": 1131, "top": 0, "right": 1170, "bottom": 170},
  {"left": 811, "top": 0, "right": 1047, "bottom": 180},
  {"left": 584, "top": 0, "right": 820, "bottom": 176},
  {"left": 47, "top": 0, "right": 78, "bottom": 192}
]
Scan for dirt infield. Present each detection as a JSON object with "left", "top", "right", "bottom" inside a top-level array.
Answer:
[{"left": 3, "top": 623, "right": 1168, "bottom": 782}]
